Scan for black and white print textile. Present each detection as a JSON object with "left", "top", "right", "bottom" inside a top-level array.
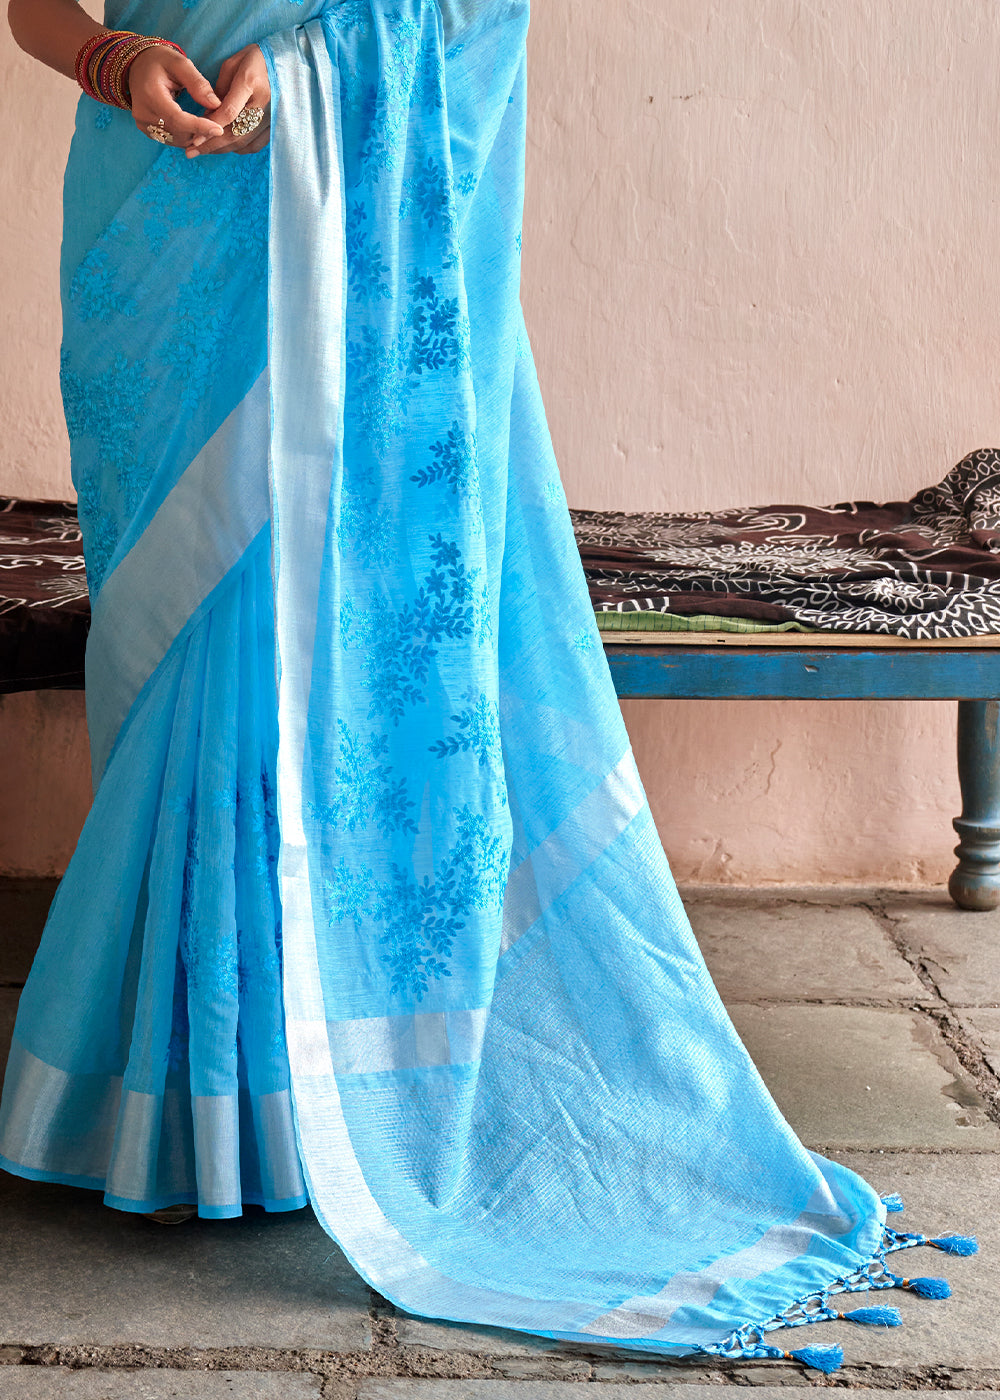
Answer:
[{"left": 571, "top": 449, "right": 1000, "bottom": 638}]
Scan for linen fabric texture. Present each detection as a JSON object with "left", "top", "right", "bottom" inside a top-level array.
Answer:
[{"left": 0, "top": 0, "right": 950, "bottom": 1363}]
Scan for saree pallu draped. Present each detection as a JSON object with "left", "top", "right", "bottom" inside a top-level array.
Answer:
[{"left": 0, "top": 0, "right": 967, "bottom": 1366}]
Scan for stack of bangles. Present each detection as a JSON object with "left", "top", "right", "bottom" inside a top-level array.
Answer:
[{"left": 74, "top": 30, "right": 186, "bottom": 109}]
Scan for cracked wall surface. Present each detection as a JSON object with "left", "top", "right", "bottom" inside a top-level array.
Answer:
[{"left": 1, "top": 2, "right": 995, "bottom": 882}]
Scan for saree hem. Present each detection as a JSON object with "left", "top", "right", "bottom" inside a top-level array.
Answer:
[{"left": 0, "top": 1152, "right": 308, "bottom": 1218}]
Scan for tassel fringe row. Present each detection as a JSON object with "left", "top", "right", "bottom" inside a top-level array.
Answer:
[{"left": 695, "top": 1195, "right": 976, "bottom": 1372}]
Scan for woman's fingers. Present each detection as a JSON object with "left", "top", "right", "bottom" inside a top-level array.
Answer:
[
  {"left": 127, "top": 47, "right": 225, "bottom": 146},
  {"left": 185, "top": 46, "right": 272, "bottom": 158},
  {"left": 171, "top": 54, "right": 222, "bottom": 114},
  {"left": 211, "top": 72, "right": 257, "bottom": 138}
]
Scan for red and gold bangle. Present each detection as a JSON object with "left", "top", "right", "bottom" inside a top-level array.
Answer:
[
  {"left": 74, "top": 31, "right": 111, "bottom": 99},
  {"left": 73, "top": 30, "right": 186, "bottom": 109}
]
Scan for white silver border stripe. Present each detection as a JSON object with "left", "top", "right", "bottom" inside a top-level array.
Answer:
[
  {"left": 86, "top": 372, "right": 270, "bottom": 783},
  {"left": 500, "top": 748, "right": 645, "bottom": 955}
]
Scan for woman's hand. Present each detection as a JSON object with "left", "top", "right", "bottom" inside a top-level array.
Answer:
[
  {"left": 126, "top": 45, "right": 226, "bottom": 148},
  {"left": 185, "top": 45, "right": 271, "bottom": 158}
]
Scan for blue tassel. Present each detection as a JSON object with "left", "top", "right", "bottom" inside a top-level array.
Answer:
[
  {"left": 788, "top": 1344, "right": 844, "bottom": 1374},
  {"left": 930, "top": 1234, "right": 978, "bottom": 1257},
  {"left": 842, "top": 1305, "right": 902, "bottom": 1327},
  {"left": 881, "top": 1193, "right": 905, "bottom": 1212},
  {"left": 901, "top": 1275, "right": 952, "bottom": 1299}
]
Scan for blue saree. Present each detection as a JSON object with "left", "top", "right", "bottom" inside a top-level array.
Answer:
[{"left": 0, "top": 0, "right": 972, "bottom": 1368}]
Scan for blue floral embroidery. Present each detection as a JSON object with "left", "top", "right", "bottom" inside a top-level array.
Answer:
[
  {"left": 347, "top": 201, "right": 391, "bottom": 302},
  {"left": 70, "top": 244, "right": 137, "bottom": 324},
  {"left": 338, "top": 483, "right": 396, "bottom": 566},
  {"left": 95, "top": 105, "right": 113, "bottom": 130},
  {"left": 310, "top": 719, "right": 417, "bottom": 837},
  {"left": 407, "top": 270, "right": 470, "bottom": 377},
  {"left": 137, "top": 151, "right": 268, "bottom": 256},
  {"left": 61, "top": 350, "right": 155, "bottom": 515},
  {"left": 357, "top": 14, "right": 421, "bottom": 185},
  {"left": 374, "top": 804, "right": 509, "bottom": 999},
  {"left": 325, "top": 856, "right": 376, "bottom": 933},
  {"left": 340, "top": 534, "right": 490, "bottom": 723},
  {"left": 345, "top": 325, "right": 413, "bottom": 458},
  {"left": 429, "top": 690, "right": 503, "bottom": 775},
  {"left": 399, "top": 156, "right": 456, "bottom": 237},
  {"left": 326, "top": 0, "right": 372, "bottom": 30},
  {"left": 237, "top": 775, "right": 277, "bottom": 882},
  {"left": 573, "top": 627, "right": 596, "bottom": 653},
  {"left": 179, "top": 821, "right": 239, "bottom": 1000},
  {"left": 456, "top": 170, "right": 479, "bottom": 198},
  {"left": 160, "top": 264, "right": 228, "bottom": 406},
  {"left": 543, "top": 479, "right": 564, "bottom": 504},
  {"left": 410, "top": 423, "right": 478, "bottom": 498},
  {"left": 74, "top": 475, "right": 120, "bottom": 595}
]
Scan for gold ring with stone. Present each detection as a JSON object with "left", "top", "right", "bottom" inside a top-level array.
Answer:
[
  {"left": 145, "top": 119, "right": 174, "bottom": 144},
  {"left": 231, "top": 106, "right": 264, "bottom": 138}
]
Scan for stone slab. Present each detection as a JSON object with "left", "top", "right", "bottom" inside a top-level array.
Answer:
[
  {"left": 0, "top": 1372, "right": 322, "bottom": 1398},
  {"left": 0, "top": 878, "right": 56, "bottom": 984},
  {"left": 1, "top": 986, "right": 18, "bottom": 1080},
  {"left": 958, "top": 1007, "right": 1000, "bottom": 1077},
  {"left": 786, "top": 1150, "right": 999, "bottom": 1370},
  {"left": 727, "top": 1003, "right": 999, "bottom": 1148},
  {"left": 361, "top": 1386, "right": 998, "bottom": 1399},
  {"left": 0, "top": 1173, "right": 370, "bottom": 1350},
  {"left": 394, "top": 1315, "right": 565, "bottom": 1358},
  {"left": 882, "top": 897, "right": 1000, "bottom": 1006},
  {"left": 686, "top": 899, "right": 925, "bottom": 1004}
]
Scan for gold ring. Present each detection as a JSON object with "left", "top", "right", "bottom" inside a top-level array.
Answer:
[
  {"left": 231, "top": 105, "right": 264, "bottom": 138},
  {"left": 145, "top": 122, "right": 174, "bottom": 144}
]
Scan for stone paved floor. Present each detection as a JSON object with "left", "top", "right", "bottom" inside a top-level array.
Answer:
[{"left": 1, "top": 879, "right": 998, "bottom": 1397}]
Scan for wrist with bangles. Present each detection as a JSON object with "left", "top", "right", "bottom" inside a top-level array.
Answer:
[
  {"left": 74, "top": 30, "right": 185, "bottom": 111},
  {"left": 73, "top": 31, "right": 265, "bottom": 145}
]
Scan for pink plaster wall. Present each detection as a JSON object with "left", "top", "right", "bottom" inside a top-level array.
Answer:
[{"left": 2, "top": 1, "right": 993, "bottom": 883}]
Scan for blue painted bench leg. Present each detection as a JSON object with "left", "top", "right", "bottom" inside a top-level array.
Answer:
[{"left": 949, "top": 699, "right": 1000, "bottom": 911}]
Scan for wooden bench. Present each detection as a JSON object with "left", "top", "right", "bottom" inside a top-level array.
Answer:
[
  {"left": 3, "top": 497, "right": 999, "bottom": 911},
  {"left": 604, "top": 629, "right": 1000, "bottom": 912}
]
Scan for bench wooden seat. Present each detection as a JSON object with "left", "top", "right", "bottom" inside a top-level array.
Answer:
[
  {"left": 2, "top": 497, "right": 998, "bottom": 911},
  {"left": 603, "top": 632, "right": 1000, "bottom": 911}
]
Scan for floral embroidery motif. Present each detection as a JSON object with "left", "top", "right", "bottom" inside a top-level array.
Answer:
[
  {"left": 429, "top": 690, "right": 503, "bottom": 774},
  {"left": 61, "top": 350, "right": 154, "bottom": 517},
  {"left": 137, "top": 150, "right": 268, "bottom": 257},
  {"left": 326, "top": 0, "right": 371, "bottom": 29},
  {"left": 325, "top": 805, "right": 509, "bottom": 1000},
  {"left": 340, "top": 534, "right": 490, "bottom": 723},
  {"left": 399, "top": 156, "right": 456, "bottom": 238},
  {"left": 74, "top": 475, "right": 120, "bottom": 595},
  {"left": 417, "top": 30, "right": 445, "bottom": 112},
  {"left": 338, "top": 483, "right": 396, "bottom": 566},
  {"left": 407, "top": 271, "right": 470, "bottom": 378},
  {"left": 573, "top": 627, "right": 596, "bottom": 653},
  {"left": 309, "top": 720, "right": 417, "bottom": 837},
  {"left": 95, "top": 105, "right": 112, "bottom": 130},
  {"left": 325, "top": 856, "right": 376, "bottom": 933},
  {"left": 160, "top": 264, "right": 228, "bottom": 407},
  {"left": 410, "top": 423, "right": 478, "bottom": 498},
  {"left": 345, "top": 273, "right": 471, "bottom": 458},
  {"left": 345, "top": 325, "right": 413, "bottom": 458},
  {"left": 357, "top": 14, "right": 421, "bottom": 185},
  {"left": 346, "top": 201, "right": 391, "bottom": 302},
  {"left": 178, "top": 820, "right": 239, "bottom": 1000},
  {"left": 543, "top": 479, "right": 564, "bottom": 504},
  {"left": 375, "top": 805, "right": 509, "bottom": 998},
  {"left": 70, "top": 246, "right": 137, "bottom": 323}
]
